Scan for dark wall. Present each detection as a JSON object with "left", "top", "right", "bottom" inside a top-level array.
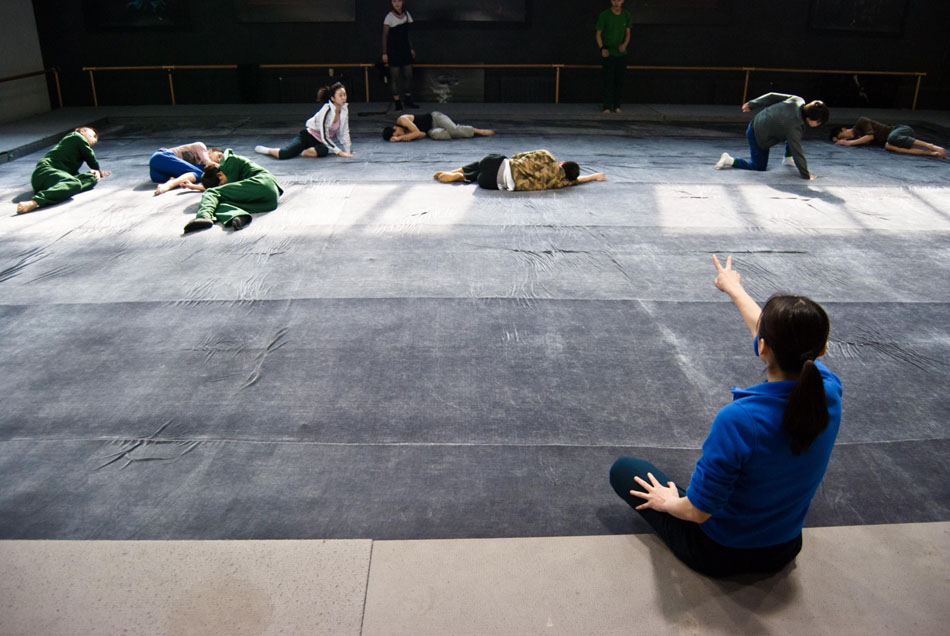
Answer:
[{"left": 31, "top": 1, "right": 950, "bottom": 109}]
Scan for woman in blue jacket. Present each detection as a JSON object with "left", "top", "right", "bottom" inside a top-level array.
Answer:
[{"left": 610, "top": 254, "right": 842, "bottom": 577}]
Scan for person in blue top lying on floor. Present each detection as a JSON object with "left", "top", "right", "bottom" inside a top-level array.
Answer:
[{"left": 609, "top": 254, "right": 842, "bottom": 578}]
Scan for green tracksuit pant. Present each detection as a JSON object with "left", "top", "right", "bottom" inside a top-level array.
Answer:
[
  {"left": 194, "top": 173, "right": 281, "bottom": 226},
  {"left": 31, "top": 161, "right": 98, "bottom": 207}
]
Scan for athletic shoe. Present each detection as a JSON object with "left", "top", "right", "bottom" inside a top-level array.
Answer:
[
  {"left": 782, "top": 156, "right": 795, "bottom": 166},
  {"left": 254, "top": 145, "right": 269, "bottom": 155},
  {"left": 183, "top": 217, "right": 213, "bottom": 234},
  {"left": 714, "top": 153, "right": 734, "bottom": 170},
  {"left": 228, "top": 216, "right": 248, "bottom": 231}
]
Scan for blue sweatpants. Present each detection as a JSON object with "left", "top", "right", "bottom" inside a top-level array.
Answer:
[
  {"left": 732, "top": 124, "right": 791, "bottom": 172},
  {"left": 149, "top": 149, "right": 202, "bottom": 183}
]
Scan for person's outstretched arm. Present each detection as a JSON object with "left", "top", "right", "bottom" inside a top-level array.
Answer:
[
  {"left": 836, "top": 134, "right": 874, "bottom": 147},
  {"left": 576, "top": 173, "right": 606, "bottom": 184},
  {"left": 713, "top": 254, "right": 761, "bottom": 336}
]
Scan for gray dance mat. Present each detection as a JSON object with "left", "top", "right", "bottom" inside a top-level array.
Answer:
[{"left": 1, "top": 107, "right": 948, "bottom": 539}]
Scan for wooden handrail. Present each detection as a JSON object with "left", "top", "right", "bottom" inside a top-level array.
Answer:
[
  {"left": 0, "top": 68, "right": 63, "bottom": 108},
  {"left": 78, "top": 63, "right": 928, "bottom": 109}
]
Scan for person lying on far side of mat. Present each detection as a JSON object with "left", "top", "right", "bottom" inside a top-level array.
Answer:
[
  {"left": 150, "top": 142, "right": 224, "bottom": 196},
  {"left": 180, "top": 149, "right": 282, "bottom": 234},
  {"left": 609, "top": 254, "right": 842, "bottom": 578},
  {"left": 15, "top": 127, "right": 111, "bottom": 215},
  {"left": 254, "top": 82, "right": 353, "bottom": 160},
  {"left": 830, "top": 117, "right": 947, "bottom": 159},
  {"left": 382, "top": 111, "right": 494, "bottom": 142},
  {"left": 433, "top": 150, "right": 605, "bottom": 191},
  {"left": 715, "top": 93, "right": 830, "bottom": 180}
]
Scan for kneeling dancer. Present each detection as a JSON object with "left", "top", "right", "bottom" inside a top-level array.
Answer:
[
  {"left": 182, "top": 149, "right": 282, "bottom": 234},
  {"left": 15, "top": 127, "right": 111, "bottom": 215},
  {"left": 434, "top": 149, "right": 604, "bottom": 191}
]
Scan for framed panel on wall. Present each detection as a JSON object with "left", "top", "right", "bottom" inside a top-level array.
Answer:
[
  {"left": 809, "top": 0, "right": 908, "bottom": 34},
  {"left": 235, "top": 0, "right": 356, "bottom": 23},
  {"left": 83, "top": 0, "right": 188, "bottom": 29},
  {"left": 409, "top": 0, "right": 527, "bottom": 23},
  {"left": 631, "top": 0, "right": 732, "bottom": 26}
]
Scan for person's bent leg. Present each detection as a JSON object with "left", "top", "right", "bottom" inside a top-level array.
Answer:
[
  {"left": 431, "top": 112, "right": 475, "bottom": 139},
  {"left": 149, "top": 150, "right": 199, "bottom": 183},
  {"left": 732, "top": 123, "right": 770, "bottom": 171},
  {"left": 31, "top": 171, "right": 87, "bottom": 207},
  {"left": 277, "top": 131, "right": 313, "bottom": 160}
]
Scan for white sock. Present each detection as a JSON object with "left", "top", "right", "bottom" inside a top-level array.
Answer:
[
  {"left": 714, "top": 152, "right": 734, "bottom": 170},
  {"left": 254, "top": 145, "right": 270, "bottom": 155},
  {"left": 782, "top": 156, "right": 795, "bottom": 166}
]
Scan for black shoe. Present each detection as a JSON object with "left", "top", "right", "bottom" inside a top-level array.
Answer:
[
  {"left": 403, "top": 95, "right": 419, "bottom": 109},
  {"left": 228, "top": 215, "right": 250, "bottom": 231},
  {"left": 183, "top": 217, "right": 213, "bottom": 234},
  {"left": 393, "top": 99, "right": 403, "bottom": 112}
]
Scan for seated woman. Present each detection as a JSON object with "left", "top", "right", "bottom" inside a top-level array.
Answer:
[
  {"left": 150, "top": 142, "right": 223, "bottom": 195},
  {"left": 255, "top": 82, "right": 353, "bottom": 160},
  {"left": 609, "top": 254, "right": 842, "bottom": 578}
]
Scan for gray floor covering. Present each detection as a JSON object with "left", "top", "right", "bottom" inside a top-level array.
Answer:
[{"left": 0, "top": 104, "right": 948, "bottom": 540}]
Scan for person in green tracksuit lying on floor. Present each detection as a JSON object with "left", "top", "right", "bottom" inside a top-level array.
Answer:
[
  {"left": 15, "top": 127, "right": 111, "bottom": 215},
  {"left": 180, "top": 149, "right": 283, "bottom": 234}
]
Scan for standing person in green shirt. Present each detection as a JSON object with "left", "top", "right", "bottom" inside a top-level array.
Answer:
[
  {"left": 596, "top": 0, "right": 632, "bottom": 114},
  {"left": 15, "top": 127, "right": 111, "bottom": 215},
  {"left": 180, "top": 149, "right": 283, "bottom": 234}
]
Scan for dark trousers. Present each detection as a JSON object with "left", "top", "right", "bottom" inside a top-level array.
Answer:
[
  {"left": 602, "top": 55, "right": 626, "bottom": 111},
  {"left": 609, "top": 457, "right": 802, "bottom": 578},
  {"left": 278, "top": 130, "right": 329, "bottom": 160},
  {"left": 462, "top": 154, "right": 506, "bottom": 190},
  {"left": 732, "top": 124, "right": 791, "bottom": 171}
]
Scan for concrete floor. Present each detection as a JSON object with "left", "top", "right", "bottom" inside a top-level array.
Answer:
[{"left": 1, "top": 103, "right": 948, "bottom": 633}]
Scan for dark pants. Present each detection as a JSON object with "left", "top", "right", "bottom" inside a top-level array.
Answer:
[
  {"left": 602, "top": 55, "right": 626, "bottom": 111},
  {"left": 609, "top": 457, "right": 802, "bottom": 578},
  {"left": 278, "top": 130, "right": 329, "bottom": 160},
  {"left": 732, "top": 124, "right": 791, "bottom": 172},
  {"left": 462, "top": 154, "right": 506, "bottom": 190}
]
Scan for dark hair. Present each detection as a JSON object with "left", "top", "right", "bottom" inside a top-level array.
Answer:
[
  {"left": 209, "top": 147, "right": 223, "bottom": 155},
  {"left": 829, "top": 127, "right": 846, "bottom": 142},
  {"left": 757, "top": 295, "right": 831, "bottom": 455},
  {"left": 562, "top": 161, "right": 580, "bottom": 181},
  {"left": 803, "top": 101, "right": 830, "bottom": 125},
  {"left": 317, "top": 82, "right": 345, "bottom": 104},
  {"left": 201, "top": 165, "right": 222, "bottom": 189},
  {"left": 382, "top": 126, "right": 396, "bottom": 141}
]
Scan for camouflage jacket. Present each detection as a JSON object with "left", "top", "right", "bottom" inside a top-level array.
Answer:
[{"left": 509, "top": 149, "right": 573, "bottom": 191}]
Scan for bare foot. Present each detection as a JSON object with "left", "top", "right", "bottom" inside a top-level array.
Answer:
[
  {"left": 602, "top": 109, "right": 610, "bottom": 114},
  {"left": 614, "top": 108, "right": 622, "bottom": 113},
  {"left": 155, "top": 183, "right": 171, "bottom": 195},
  {"left": 475, "top": 129, "right": 495, "bottom": 136},
  {"left": 435, "top": 172, "right": 462, "bottom": 183},
  {"left": 15, "top": 200, "right": 39, "bottom": 215}
]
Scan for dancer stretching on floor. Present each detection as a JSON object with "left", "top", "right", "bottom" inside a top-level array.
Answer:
[
  {"left": 150, "top": 142, "right": 223, "bottom": 195},
  {"left": 255, "top": 82, "right": 353, "bottom": 160},
  {"left": 831, "top": 117, "right": 947, "bottom": 159},
  {"left": 434, "top": 150, "right": 604, "bottom": 191},
  {"left": 609, "top": 255, "right": 842, "bottom": 578},
  {"left": 383, "top": 111, "right": 494, "bottom": 142},
  {"left": 715, "top": 93, "right": 829, "bottom": 180},
  {"left": 15, "top": 127, "right": 111, "bottom": 215},
  {"left": 181, "top": 149, "right": 282, "bottom": 234}
]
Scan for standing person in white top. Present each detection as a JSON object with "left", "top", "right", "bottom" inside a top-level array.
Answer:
[
  {"left": 255, "top": 83, "right": 353, "bottom": 160},
  {"left": 381, "top": 0, "right": 417, "bottom": 111}
]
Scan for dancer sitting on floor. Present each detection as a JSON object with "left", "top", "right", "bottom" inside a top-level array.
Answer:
[
  {"left": 15, "top": 127, "right": 111, "bottom": 215},
  {"left": 831, "top": 117, "right": 947, "bottom": 159},
  {"left": 609, "top": 254, "right": 842, "bottom": 578},
  {"left": 382, "top": 111, "right": 494, "bottom": 142},
  {"left": 181, "top": 149, "right": 283, "bottom": 234},
  {"left": 150, "top": 142, "right": 223, "bottom": 195},
  {"left": 715, "top": 93, "right": 829, "bottom": 180},
  {"left": 255, "top": 82, "right": 353, "bottom": 160},
  {"left": 433, "top": 150, "right": 604, "bottom": 191}
]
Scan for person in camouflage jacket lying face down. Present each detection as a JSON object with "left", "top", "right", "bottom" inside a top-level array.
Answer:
[{"left": 433, "top": 149, "right": 605, "bottom": 191}]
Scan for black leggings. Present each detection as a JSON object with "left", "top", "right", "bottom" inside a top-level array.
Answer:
[
  {"left": 461, "top": 154, "right": 506, "bottom": 190},
  {"left": 278, "top": 130, "right": 330, "bottom": 160},
  {"left": 609, "top": 457, "right": 802, "bottom": 578}
]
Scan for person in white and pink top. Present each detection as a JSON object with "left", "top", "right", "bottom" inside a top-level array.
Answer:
[{"left": 255, "top": 82, "right": 353, "bottom": 160}]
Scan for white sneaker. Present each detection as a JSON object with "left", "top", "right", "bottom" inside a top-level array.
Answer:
[
  {"left": 714, "top": 152, "right": 734, "bottom": 170},
  {"left": 782, "top": 156, "right": 795, "bottom": 166},
  {"left": 254, "top": 145, "right": 270, "bottom": 155}
]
